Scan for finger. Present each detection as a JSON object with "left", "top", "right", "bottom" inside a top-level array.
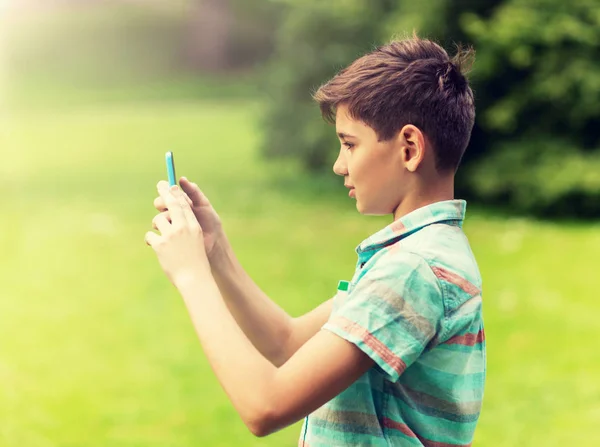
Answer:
[
  {"left": 152, "top": 211, "right": 172, "bottom": 229},
  {"left": 180, "top": 177, "right": 209, "bottom": 206},
  {"left": 157, "top": 180, "right": 170, "bottom": 191},
  {"left": 158, "top": 182, "right": 186, "bottom": 226},
  {"left": 154, "top": 179, "right": 172, "bottom": 211},
  {"left": 173, "top": 185, "right": 199, "bottom": 228},
  {"left": 153, "top": 196, "right": 167, "bottom": 212},
  {"left": 152, "top": 212, "right": 171, "bottom": 234},
  {"left": 183, "top": 191, "right": 193, "bottom": 206},
  {"left": 145, "top": 231, "right": 161, "bottom": 247},
  {"left": 157, "top": 193, "right": 191, "bottom": 210}
]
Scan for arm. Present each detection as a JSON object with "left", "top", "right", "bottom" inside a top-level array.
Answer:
[
  {"left": 154, "top": 180, "right": 332, "bottom": 366},
  {"left": 286, "top": 298, "right": 334, "bottom": 363},
  {"left": 209, "top": 237, "right": 333, "bottom": 367},
  {"left": 174, "top": 248, "right": 445, "bottom": 437},
  {"left": 176, "top": 272, "right": 373, "bottom": 437},
  {"left": 150, "top": 183, "right": 367, "bottom": 437}
]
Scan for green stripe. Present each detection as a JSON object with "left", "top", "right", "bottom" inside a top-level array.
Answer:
[
  {"left": 385, "top": 383, "right": 481, "bottom": 423},
  {"left": 309, "top": 416, "right": 382, "bottom": 436},
  {"left": 385, "top": 428, "right": 429, "bottom": 445},
  {"left": 447, "top": 296, "right": 482, "bottom": 321},
  {"left": 346, "top": 280, "right": 437, "bottom": 342},
  {"left": 438, "top": 341, "right": 486, "bottom": 354},
  {"left": 393, "top": 398, "right": 477, "bottom": 445},
  {"left": 318, "top": 379, "right": 384, "bottom": 408},
  {"left": 308, "top": 425, "right": 390, "bottom": 446},
  {"left": 402, "top": 363, "right": 485, "bottom": 401},
  {"left": 419, "top": 346, "right": 485, "bottom": 375}
]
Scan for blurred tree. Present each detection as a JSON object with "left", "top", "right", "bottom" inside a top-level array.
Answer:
[
  {"left": 5, "top": 0, "right": 282, "bottom": 86},
  {"left": 261, "top": 0, "right": 401, "bottom": 171},
  {"left": 183, "top": 0, "right": 233, "bottom": 72},
  {"left": 183, "top": 0, "right": 284, "bottom": 73},
  {"left": 227, "top": 0, "right": 285, "bottom": 70},
  {"left": 261, "top": 0, "right": 600, "bottom": 217},
  {"left": 461, "top": 0, "right": 600, "bottom": 217}
]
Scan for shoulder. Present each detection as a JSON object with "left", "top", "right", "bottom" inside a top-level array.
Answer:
[
  {"left": 361, "top": 246, "right": 439, "bottom": 284},
  {"left": 354, "top": 248, "right": 444, "bottom": 314},
  {"left": 351, "top": 223, "right": 482, "bottom": 316},
  {"left": 406, "top": 224, "right": 481, "bottom": 290}
]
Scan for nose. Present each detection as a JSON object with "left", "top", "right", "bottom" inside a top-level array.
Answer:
[{"left": 332, "top": 148, "right": 347, "bottom": 177}]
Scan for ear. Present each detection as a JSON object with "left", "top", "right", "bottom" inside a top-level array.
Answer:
[{"left": 397, "top": 125, "right": 426, "bottom": 172}]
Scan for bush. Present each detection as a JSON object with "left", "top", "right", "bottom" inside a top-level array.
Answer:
[{"left": 460, "top": 0, "right": 600, "bottom": 217}]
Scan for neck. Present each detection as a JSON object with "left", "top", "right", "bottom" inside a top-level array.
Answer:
[{"left": 392, "top": 175, "right": 455, "bottom": 221}]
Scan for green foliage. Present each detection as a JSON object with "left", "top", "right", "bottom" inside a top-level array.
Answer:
[
  {"left": 261, "top": 0, "right": 600, "bottom": 217},
  {"left": 467, "top": 138, "right": 600, "bottom": 216},
  {"left": 461, "top": 0, "right": 600, "bottom": 216},
  {"left": 228, "top": 0, "right": 286, "bottom": 68}
]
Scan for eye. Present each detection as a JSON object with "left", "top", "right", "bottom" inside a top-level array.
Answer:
[{"left": 343, "top": 142, "right": 354, "bottom": 150}]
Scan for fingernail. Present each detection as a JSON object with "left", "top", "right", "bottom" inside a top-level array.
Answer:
[{"left": 171, "top": 185, "right": 179, "bottom": 192}]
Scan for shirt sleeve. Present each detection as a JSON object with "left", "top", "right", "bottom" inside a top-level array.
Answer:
[{"left": 322, "top": 251, "right": 444, "bottom": 382}]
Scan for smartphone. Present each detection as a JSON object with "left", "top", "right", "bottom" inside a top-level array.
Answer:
[{"left": 165, "top": 151, "right": 177, "bottom": 187}]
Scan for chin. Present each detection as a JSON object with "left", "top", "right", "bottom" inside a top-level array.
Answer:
[
  {"left": 356, "top": 201, "right": 373, "bottom": 216},
  {"left": 356, "top": 200, "right": 392, "bottom": 216},
  {"left": 356, "top": 202, "right": 365, "bottom": 214}
]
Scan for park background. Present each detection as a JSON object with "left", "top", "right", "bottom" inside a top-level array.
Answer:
[{"left": 1, "top": 0, "right": 598, "bottom": 446}]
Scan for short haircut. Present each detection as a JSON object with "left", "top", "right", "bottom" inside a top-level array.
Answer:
[{"left": 313, "top": 34, "right": 476, "bottom": 173}]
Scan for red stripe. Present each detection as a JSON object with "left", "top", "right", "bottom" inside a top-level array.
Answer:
[
  {"left": 446, "top": 328, "right": 485, "bottom": 346},
  {"left": 431, "top": 267, "right": 480, "bottom": 296},
  {"left": 381, "top": 417, "right": 417, "bottom": 437},
  {"left": 418, "top": 436, "right": 472, "bottom": 447},
  {"left": 383, "top": 417, "right": 472, "bottom": 447},
  {"left": 330, "top": 316, "right": 407, "bottom": 377},
  {"left": 390, "top": 219, "right": 406, "bottom": 234},
  {"left": 388, "top": 242, "right": 402, "bottom": 254}
]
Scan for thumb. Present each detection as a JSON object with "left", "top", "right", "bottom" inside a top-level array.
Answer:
[{"left": 179, "top": 177, "right": 209, "bottom": 206}]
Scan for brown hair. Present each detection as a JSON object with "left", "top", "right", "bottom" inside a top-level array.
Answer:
[{"left": 313, "top": 35, "right": 475, "bottom": 172}]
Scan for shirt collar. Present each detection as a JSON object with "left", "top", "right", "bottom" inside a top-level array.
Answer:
[{"left": 356, "top": 199, "right": 467, "bottom": 255}]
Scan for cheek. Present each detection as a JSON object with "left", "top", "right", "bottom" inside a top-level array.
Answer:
[
  {"left": 355, "top": 155, "right": 385, "bottom": 188},
  {"left": 357, "top": 160, "right": 401, "bottom": 211},
  {"left": 348, "top": 150, "right": 371, "bottom": 181}
]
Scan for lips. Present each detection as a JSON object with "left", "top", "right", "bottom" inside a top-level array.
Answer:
[{"left": 345, "top": 183, "right": 355, "bottom": 198}]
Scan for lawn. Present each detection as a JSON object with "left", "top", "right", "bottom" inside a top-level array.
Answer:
[{"left": 1, "top": 99, "right": 598, "bottom": 446}]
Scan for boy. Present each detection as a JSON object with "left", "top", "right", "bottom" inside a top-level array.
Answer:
[{"left": 147, "top": 35, "right": 485, "bottom": 446}]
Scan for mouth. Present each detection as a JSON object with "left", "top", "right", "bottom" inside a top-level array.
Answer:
[{"left": 348, "top": 188, "right": 356, "bottom": 198}]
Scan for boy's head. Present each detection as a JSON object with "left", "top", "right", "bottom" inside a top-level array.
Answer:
[{"left": 313, "top": 35, "right": 475, "bottom": 217}]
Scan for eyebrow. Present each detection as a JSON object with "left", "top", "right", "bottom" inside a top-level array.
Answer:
[{"left": 337, "top": 132, "right": 357, "bottom": 139}]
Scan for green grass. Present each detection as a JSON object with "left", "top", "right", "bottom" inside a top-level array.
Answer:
[{"left": 1, "top": 99, "right": 599, "bottom": 446}]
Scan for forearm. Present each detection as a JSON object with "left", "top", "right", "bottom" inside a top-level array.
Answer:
[
  {"left": 176, "top": 273, "right": 277, "bottom": 435},
  {"left": 208, "top": 236, "right": 294, "bottom": 366},
  {"left": 176, "top": 273, "right": 371, "bottom": 438}
]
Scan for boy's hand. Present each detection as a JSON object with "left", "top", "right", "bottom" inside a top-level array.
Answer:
[
  {"left": 146, "top": 183, "right": 211, "bottom": 287},
  {"left": 153, "top": 177, "right": 224, "bottom": 261}
]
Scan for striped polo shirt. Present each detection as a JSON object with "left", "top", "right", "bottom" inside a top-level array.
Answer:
[{"left": 299, "top": 200, "right": 485, "bottom": 446}]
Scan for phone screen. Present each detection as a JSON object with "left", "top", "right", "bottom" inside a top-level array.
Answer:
[{"left": 166, "top": 151, "right": 177, "bottom": 187}]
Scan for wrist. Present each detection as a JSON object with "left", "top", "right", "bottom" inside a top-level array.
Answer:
[
  {"left": 174, "top": 268, "right": 214, "bottom": 292},
  {"left": 208, "top": 233, "right": 234, "bottom": 273}
]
